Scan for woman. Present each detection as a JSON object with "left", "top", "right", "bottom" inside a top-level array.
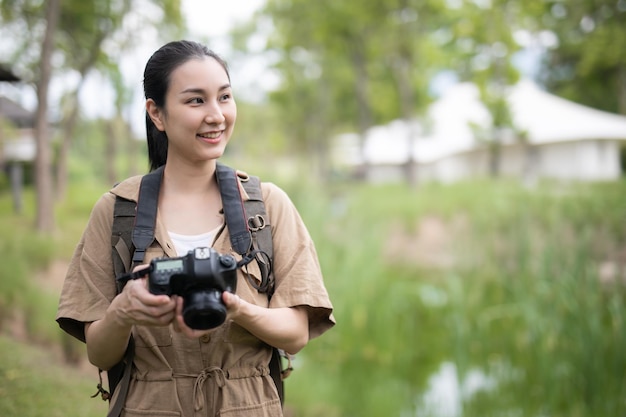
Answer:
[{"left": 56, "top": 40, "right": 335, "bottom": 416}]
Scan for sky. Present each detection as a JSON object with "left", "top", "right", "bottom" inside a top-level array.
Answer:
[
  {"left": 0, "top": 0, "right": 544, "bottom": 137},
  {"left": 0, "top": 0, "right": 268, "bottom": 136},
  {"left": 96, "top": 0, "right": 269, "bottom": 135},
  {"left": 183, "top": 0, "right": 265, "bottom": 40}
]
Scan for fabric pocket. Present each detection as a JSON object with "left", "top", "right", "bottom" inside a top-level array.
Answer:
[
  {"left": 218, "top": 399, "right": 282, "bottom": 417},
  {"left": 122, "top": 409, "right": 180, "bottom": 416},
  {"left": 133, "top": 326, "right": 173, "bottom": 348}
]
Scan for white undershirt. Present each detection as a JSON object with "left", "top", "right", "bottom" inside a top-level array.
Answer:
[{"left": 168, "top": 226, "right": 221, "bottom": 256}]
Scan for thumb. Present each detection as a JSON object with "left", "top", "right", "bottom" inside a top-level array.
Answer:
[{"left": 223, "top": 291, "right": 241, "bottom": 309}]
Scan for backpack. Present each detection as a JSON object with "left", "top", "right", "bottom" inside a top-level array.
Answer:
[{"left": 97, "top": 163, "right": 290, "bottom": 417}]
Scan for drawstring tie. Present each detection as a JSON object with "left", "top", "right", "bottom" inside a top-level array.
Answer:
[{"left": 193, "top": 367, "right": 226, "bottom": 411}]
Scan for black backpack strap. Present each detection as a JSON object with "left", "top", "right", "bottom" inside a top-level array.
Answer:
[
  {"left": 216, "top": 163, "right": 285, "bottom": 404},
  {"left": 105, "top": 338, "right": 135, "bottom": 417},
  {"left": 237, "top": 171, "right": 286, "bottom": 406},
  {"left": 112, "top": 197, "right": 136, "bottom": 291},
  {"left": 104, "top": 168, "right": 163, "bottom": 417},
  {"left": 107, "top": 164, "right": 285, "bottom": 409},
  {"left": 240, "top": 173, "right": 275, "bottom": 297},
  {"left": 131, "top": 166, "right": 163, "bottom": 265},
  {"left": 215, "top": 163, "right": 253, "bottom": 255},
  {"left": 216, "top": 163, "right": 275, "bottom": 295}
]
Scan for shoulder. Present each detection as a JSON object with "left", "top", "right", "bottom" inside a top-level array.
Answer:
[
  {"left": 258, "top": 181, "right": 308, "bottom": 233},
  {"left": 260, "top": 181, "right": 290, "bottom": 203},
  {"left": 84, "top": 174, "right": 143, "bottom": 231},
  {"left": 259, "top": 181, "right": 298, "bottom": 216},
  {"left": 110, "top": 174, "right": 144, "bottom": 202},
  {"left": 228, "top": 166, "right": 297, "bottom": 213}
]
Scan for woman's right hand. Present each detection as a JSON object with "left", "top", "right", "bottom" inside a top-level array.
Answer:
[
  {"left": 110, "top": 265, "right": 177, "bottom": 328},
  {"left": 85, "top": 265, "right": 176, "bottom": 370}
]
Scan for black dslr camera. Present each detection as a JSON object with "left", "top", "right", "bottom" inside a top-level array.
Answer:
[{"left": 148, "top": 247, "right": 238, "bottom": 330}]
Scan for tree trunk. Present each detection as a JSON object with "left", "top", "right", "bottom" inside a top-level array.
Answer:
[
  {"left": 127, "top": 122, "right": 140, "bottom": 177},
  {"left": 34, "top": 0, "right": 60, "bottom": 234},
  {"left": 56, "top": 29, "right": 106, "bottom": 198},
  {"left": 350, "top": 45, "right": 373, "bottom": 180},
  {"left": 55, "top": 92, "right": 80, "bottom": 201},
  {"left": 393, "top": 56, "right": 418, "bottom": 187},
  {"left": 488, "top": 132, "right": 502, "bottom": 178},
  {"left": 618, "top": 63, "right": 626, "bottom": 116},
  {"left": 10, "top": 162, "right": 23, "bottom": 214},
  {"left": 0, "top": 120, "right": 4, "bottom": 176},
  {"left": 105, "top": 119, "right": 117, "bottom": 185}
]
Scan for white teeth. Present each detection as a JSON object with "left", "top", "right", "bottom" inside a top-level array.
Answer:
[{"left": 199, "top": 132, "right": 221, "bottom": 139}]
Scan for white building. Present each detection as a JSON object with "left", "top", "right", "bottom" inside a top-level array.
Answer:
[{"left": 335, "top": 80, "right": 626, "bottom": 183}]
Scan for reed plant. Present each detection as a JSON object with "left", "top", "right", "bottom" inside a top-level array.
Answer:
[
  {"left": 285, "top": 179, "right": 626, "bottom": 417},
  {"left": 1, "top": 173, "right": 625, "bottom": 417}
]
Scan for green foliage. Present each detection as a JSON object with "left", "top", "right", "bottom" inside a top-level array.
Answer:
[
  {"left": 2, "top": 170, "right": 626, "bottom": 416},
  {"left": 282, "top": 178, "right": 626, "bottom": 416},
  {"left": 247, "top": 0, "right": 451, "bottom": 173},
  {"left": 0, "top": 175, "right": 102, "bottom": 334},
  {"left": 0, "top": 189, "right": 55, "bottom": 328},
  {"left": 0, "top": 335, "right": 107, "bottom": 417},
  {"left": 538, "top": 0, "right": 626, "bottom": 114},
  {"left": 442, "top": 181, "right": 626, "bottom": 415}
]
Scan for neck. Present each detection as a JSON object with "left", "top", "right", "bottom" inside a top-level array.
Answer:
[{"left": 162, "top": 160, "right": 218, "bottom": 194}]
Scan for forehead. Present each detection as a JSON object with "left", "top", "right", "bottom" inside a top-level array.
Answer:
[{"left": 168, "top": 57, "right": 230, "bottom": 93}]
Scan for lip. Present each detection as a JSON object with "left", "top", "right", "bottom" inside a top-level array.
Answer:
[{"left": 197, "top": 130, "right": 223, "bottom": 142}]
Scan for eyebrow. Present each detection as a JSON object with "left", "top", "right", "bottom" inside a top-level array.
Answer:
[{"left": 179, "top": 84, "right": 232, "bottom": 95}]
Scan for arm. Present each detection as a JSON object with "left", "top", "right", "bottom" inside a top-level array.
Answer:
[
  {"left": 85, "top": 277, "right": 176, "bottom": 370},
  {"left": 226, "top": 292, "right": 309, "bottom": 354},
  {"left": 173, "top": 292, "right": 309, "bottom": 355}
]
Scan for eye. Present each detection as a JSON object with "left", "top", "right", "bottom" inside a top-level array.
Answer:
[
  {"left": 219, "top": 93, "right": 231, "bottom": 102},
  {"left": 187, "top": 97, "right": 204, "bottom": 104}
]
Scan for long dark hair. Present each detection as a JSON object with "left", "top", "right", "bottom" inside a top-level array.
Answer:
[{"left": 143, "top": 40, "right": 230, "bottom": 171}]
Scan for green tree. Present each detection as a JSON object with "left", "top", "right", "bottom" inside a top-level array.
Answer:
[
  {"left": 245, "top": 0, "right": 451, "bottom": 181},
  {"left": 0, "top": 0, "right": 184, "bottom": 232},
  {"left": 35, "top": 0, "right": 60, "bottom": 234},
  {"left": 54, "top": 0, "right": 183, "bottom": 196},
  {"left": 451, "top": 0, "right": 522, "bottom": 177},
  {"left": 369, "top": 0, "right": 450, "bottom": 185},
  {"left": 539, "top": 0, "right": 626, "bottom": 115},
  {"left": 256, "top": 0, "right": 379, "bottom": 178}
]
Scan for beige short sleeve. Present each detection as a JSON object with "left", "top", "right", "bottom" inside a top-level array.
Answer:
[{"left": 262, "top": 183, "right": 335, "bottom": 340}]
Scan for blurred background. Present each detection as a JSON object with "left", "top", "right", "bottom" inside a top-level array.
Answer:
[{"left": 1, "top": 0, "right": 626, "bottom": 416}]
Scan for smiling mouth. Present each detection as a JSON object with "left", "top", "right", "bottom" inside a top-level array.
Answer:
[{"left": 197, "top": 131, "right": 222, "bottom": 139}]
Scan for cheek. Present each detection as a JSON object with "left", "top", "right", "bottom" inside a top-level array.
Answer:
[
  {"left": 171, "top": 109, "right": 203, "bottom": 131},
  {"left": 226, "top": 102, "right": 237, "bottom": 122}
]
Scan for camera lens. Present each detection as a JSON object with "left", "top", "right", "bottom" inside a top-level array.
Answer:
[{"left": 182, "top": 289, "right": 227, "bottom": 330}]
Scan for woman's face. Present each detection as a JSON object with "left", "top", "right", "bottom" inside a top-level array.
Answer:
[{"left": 148, "top": 56, "right": 237, "bottom": 166}]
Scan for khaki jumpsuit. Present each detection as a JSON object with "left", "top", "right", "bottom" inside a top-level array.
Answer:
[{"left": 56, "top": 173, "right": 335, "bottom": 417}]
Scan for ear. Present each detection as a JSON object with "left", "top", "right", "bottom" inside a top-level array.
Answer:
[{"left": 146, "top": 99, "right": 165, "bottom": 132}]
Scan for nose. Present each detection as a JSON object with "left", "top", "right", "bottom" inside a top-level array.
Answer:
[{"left": 204, "top": 101, "right": 225, "bottom": 125}]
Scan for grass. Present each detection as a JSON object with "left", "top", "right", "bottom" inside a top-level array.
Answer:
[
  {"left": 2, "top": 173, "right": 626, "bottom": 417},
  {"left": 285, "top": 178, "right": 626, "bottom": 417},
  {"left": 0, "top": 335, "right": 107, "bottom": 417}
]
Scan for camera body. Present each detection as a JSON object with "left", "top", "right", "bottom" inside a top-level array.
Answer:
[{"left": 148, "top": 247, "right": 238, "bottom": 330}]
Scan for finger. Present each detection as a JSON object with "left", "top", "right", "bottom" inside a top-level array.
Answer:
[
  {"left": 116, "top": 279, "right": 176, "bottom": 327},
  {"left": 127, "top": 278, "right": 172, "bottom": 306},
  {"left": 223, "top": 291, "right": 241, "bottom": 310},
  {"left": 132, "top": 263, "right": 150, "bottom": 273}
]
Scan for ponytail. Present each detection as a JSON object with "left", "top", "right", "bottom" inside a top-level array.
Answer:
[{"left": 145, "top": 112, "right": 168, "bottom": 171}]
